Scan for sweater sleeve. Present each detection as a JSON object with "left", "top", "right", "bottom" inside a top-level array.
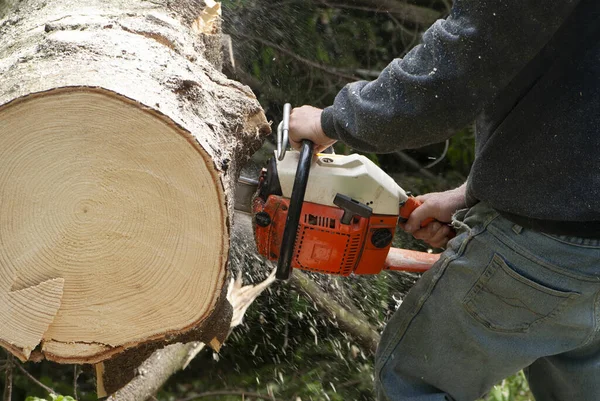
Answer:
[{"left": 321, "top": 0, "right": 578, "bottom": 153}]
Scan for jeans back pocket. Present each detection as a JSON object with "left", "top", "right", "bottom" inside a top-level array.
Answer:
[{"left": 462, "top": 254, "right": 579, "bottom": 333}]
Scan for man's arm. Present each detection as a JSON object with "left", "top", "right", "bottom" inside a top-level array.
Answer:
[{"left": 316, "top": 0, "right": 577, "bottom": 153}]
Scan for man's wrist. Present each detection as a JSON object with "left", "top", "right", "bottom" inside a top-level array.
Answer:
[{"left": 452, "top": 182, "right": 468, "bottom": 209}]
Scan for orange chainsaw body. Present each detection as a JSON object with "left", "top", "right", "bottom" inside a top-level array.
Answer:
[
  {"left": 247, "top": 150, "right": 444, "bottom": 278},
  {"left": 254, "top": 194, "right": 400, "bottom": 276}
]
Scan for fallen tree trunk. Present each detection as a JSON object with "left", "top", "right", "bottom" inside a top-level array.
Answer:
[{"left": 0, "top": 0, "right": 269, "bottom": 393}]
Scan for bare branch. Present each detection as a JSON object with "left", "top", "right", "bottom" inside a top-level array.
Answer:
[
  {"left": 14, "top": 362, "right": 58, "bottom": 397},
  {"left": 3, "top": 355, "right": 12, "bottom": 401},
  {"left": 232, "top": 32, "right": 358, "bottom": 81},
  {"left": 392, "top": 151, "right": 440, "bottom": 180},
  {"left": 105, "top": 343, "right": 198, "bottom": 401},
  {"left": 73, "top": 365, "right": 81, "bottom": 401},
  {"left": 352, "top": 68, "right": 382, "bottom": 78}
]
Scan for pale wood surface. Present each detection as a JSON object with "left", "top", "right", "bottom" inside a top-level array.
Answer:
[{"left": 0, "top": 87, "right": 226, "bottom": 363}]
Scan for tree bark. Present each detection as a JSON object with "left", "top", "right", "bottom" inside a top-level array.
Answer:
[{"left": 0, "top": 0, "right": 270, "bottom": 390}]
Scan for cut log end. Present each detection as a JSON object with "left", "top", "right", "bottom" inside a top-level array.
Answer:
[{"left": 0, "top": 87, "right": 229, "bottom": 363}]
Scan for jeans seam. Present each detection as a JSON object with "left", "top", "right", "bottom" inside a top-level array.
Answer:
[
  {"left": 540, "top": 233, "right": 600, "bottom": 249},
  {"left": 375, "top": 215, "right": 497, "bottom": 379},
  {"left": 581, "top": 290, "right": 600, "bottom": 347}
]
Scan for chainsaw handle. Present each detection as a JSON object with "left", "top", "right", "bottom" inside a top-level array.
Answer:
[
  {"left": 399, "top": 197, "right": 435, "bottom": 226},
  {"left": 276, "top": 139, "right": 313, "bottom": 280},
  {"left": 399, "top": 197, "right": 456, "bottom": 239}
]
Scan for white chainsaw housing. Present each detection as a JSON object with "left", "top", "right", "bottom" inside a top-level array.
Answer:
[{"left": 276, "top": 151, "right": 408, "bottom": 216}]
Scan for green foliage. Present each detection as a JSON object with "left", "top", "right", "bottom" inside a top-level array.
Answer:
[
  {"left": 483, "top": 372, "right": 534, "bottom": 401},
  {"left": 26, "top": 395, "right": 76, "bottom": 401}
]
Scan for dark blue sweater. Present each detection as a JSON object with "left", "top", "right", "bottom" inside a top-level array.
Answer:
[{"left": 321, "top": 0, "right": 600, "bottom": 235}]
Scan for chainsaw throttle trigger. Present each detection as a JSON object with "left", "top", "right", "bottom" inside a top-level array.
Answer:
[
  {"left": 333, "top": 194, "right": 373, "bottom": 225},
  {"left": 276, "top": 139, "right": 313, "bottom": 280}
]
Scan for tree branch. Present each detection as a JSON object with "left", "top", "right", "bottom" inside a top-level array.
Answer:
[
  {"left": 338, "top": 0, "right": 441, "bottom": 26},
  {"left": 392, "top": 151, "right": 439, "bottom": 179},
  {"left": 3, "top": 355, "right": 12, "bottom": 401},
  {"left": 106, "top": 343, "right": 199, "bottom": 401},
  {"left": 15, "top": 362, "right": 58, "bottom": 397},
  {"left": 232, "top": 32, "right": 358, "bottom": 81},
  {"left": 231, "top": 67, "right": 289, "bottom": 105},
  {"left": 73, "top": 365, "right": 81, "bottom": 401}
]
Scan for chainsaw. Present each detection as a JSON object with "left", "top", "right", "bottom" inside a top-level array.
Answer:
[{"left": 236, "top": 104, "right": 447, "bottom": 280}]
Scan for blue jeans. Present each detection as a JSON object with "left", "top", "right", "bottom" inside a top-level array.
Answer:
[{"left": 375, "top": 202, "right": 600, "bottom": 401}]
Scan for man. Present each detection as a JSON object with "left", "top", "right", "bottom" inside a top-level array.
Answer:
[{"left": 288, "top": 1, "right": 600, "bottom": 400}]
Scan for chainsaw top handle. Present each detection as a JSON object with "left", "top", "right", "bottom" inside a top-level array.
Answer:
[{"left": 276, "top": 139, "right": 313, "bottom": 280}]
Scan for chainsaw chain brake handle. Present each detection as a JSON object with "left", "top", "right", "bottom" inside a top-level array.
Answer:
[{"left": 276, "top": 139, "right": 313, "bottom": 280}]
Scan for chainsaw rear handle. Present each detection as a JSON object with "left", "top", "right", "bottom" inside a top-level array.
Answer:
[
  {"left": 399, "top": 197, "right": 456, "bottom": 239},
  {"left": 399, "top": 197, "right": 435, "bottom": 226},
  {"left": 276, "top": 139, "right": 313, "bottom": 280}
]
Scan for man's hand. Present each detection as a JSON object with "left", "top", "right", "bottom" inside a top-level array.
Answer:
[
  {"left": 403, "top": 183, "right": 467, "bottom": 248},
  {"left": 289, "top": 106, "right": 337, "bottom": 153}
]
